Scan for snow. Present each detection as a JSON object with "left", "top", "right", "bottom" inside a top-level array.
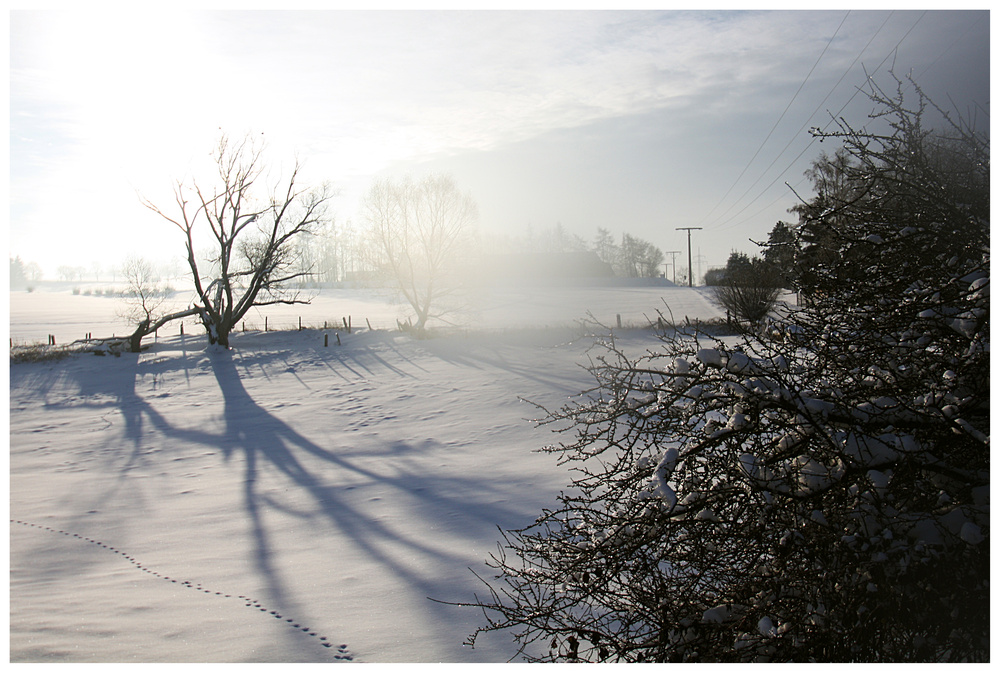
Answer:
[
  {"left": 696, "top": 348, "right": 723, "bottom": 368},
  {"left": 651, "top": 448, "right": 679, "bottom": 509},
  {"left": 701, "top": 604, "right": 741, "bottom": 624},
  {"left": 9, "top": 284, "right": 725, "bottom": 344},
  {"left": 838, "top": 431, "right": 899, "bottom": 467},
  {"left": 9, "top": 285, "right": 725, "bottom": 663},
  {"left": 866, "top": 469, "right": 891, "bottom": 495},
  {"left": 738, "top": 453, "right": 757, "bottom": 477},
  {"left": 969, "top": 276, "right": 989, "bottom": 298},
  {"left": 725, "top": 351, "right": 753, "bottom": 373},
  {"left": 810, "top": 510, "right": 829, "bottom": 526},
  {"left": 794, "top": 456, "right": 836, "bottom": 495},
  {"left": 960, "top": 522, "right": 984, "bottom": 545},
  {"left": 671, "top": 357, "right": 691, "bottom": 375},
  {"left": 695, "top": 508, "right": 720, "bottom": 522},
  {"left": 801, "top": 396, "right": 835, "bottom": 417}
]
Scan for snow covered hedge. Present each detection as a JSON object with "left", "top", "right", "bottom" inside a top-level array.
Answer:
[{"left": 460, "top": 77, "right": 989, "bottom": 662}]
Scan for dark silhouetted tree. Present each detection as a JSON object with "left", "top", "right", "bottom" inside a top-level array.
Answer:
[
  {"left": 143, "top": 133, "right": 332, "bottom": 347},
  {"left": 616, "top": 233, "right": 665, "bottom": 278},
  {"left": 712, "top": 252, "right": 782, "bottom": 330},
  {"left": 761, "top": 221, "right": 797, "bottom": 287},
  {"left": 455, "top": 75, "right": 988, "bottom": 663}
]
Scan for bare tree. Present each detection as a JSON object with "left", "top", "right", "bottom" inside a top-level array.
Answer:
[
  {"left": 615, "top": 233, "right": 665, "bottom": 278},
  {"left": 143, "top": 133, "right": 333, "bottom": 347},
  {"left": 23, "top": 260, "right": 43, "bottom": 283},
  {"left": 362, "top": 174, "right": 478, "bottom": 331},
  {"left": 118, "top": 255, "right": 165, "bottom": 321},
  {"left": 114, "top": 254, "right": 196, "bottom": 352},
  {"left": 57, "top": 265, "right": 85, "bottom": 282}
]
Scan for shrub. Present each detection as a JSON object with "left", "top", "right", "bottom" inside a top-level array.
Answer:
[
  {"left": 712, "top": 256, "right": 782, "bottom": 330},
  {"left": 457, "top": 76, "right": 988, "bottom": 663}
]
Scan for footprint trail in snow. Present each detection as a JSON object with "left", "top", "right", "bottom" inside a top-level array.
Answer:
[{"left": 11, "top": 519, "right": 354, "bottom": 661}]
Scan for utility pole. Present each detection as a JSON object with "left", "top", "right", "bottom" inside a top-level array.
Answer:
[
  {"left": 664, "top": 250, "right": 681, "bottom": 285},
  {"left": 696, "top": 249, "right": 707, "bottom": 287},
  {"left": 675, "top": 228, "right": 702, "bottom": 287}
]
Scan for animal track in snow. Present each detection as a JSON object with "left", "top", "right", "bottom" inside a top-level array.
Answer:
[{"left": 10, "top": 519, "right": 353, "bottom": 660}]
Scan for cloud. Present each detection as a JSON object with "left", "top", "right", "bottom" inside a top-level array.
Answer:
[
  {"left": 9, "top": 9, "right": 989, "bottom": 275},
  {"left": 143, "top": 11, "right": 835, "bottom": 161}
]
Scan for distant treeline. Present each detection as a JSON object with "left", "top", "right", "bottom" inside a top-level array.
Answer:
[
  {"left": 287, "top": 221, "right": 671, "bottom": 285},
  {"left": 11, "top": 222, "right": 672, "bottom": 290}
]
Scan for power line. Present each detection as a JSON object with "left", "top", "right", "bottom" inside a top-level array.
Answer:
[
  {"left": 709, "top": 11, "right": 930, "bottom": 235},
  {"left": 705, "top": 11, "right": 895, "bottom": 232},
  {"left": 916, "top": 12, "right": 985, "bottom": 82},
  {"left": 695, "top": 11, "right": 851, "bottom": 230}
]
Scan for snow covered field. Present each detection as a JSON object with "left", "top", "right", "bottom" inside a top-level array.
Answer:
[
  {"left": 9, "top": 284, "right": 725, "bottom": 343},
  {"left": 9, "top": 286, "right": 725, "bottom": 663}
]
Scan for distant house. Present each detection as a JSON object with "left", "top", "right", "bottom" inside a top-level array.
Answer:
[{"left": 481, "top": 251, "right": 614, "bottom": 285}]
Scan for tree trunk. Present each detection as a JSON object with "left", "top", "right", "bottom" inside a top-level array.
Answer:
[
  {"left": 126, "top": 307, "right": 201, "bottom": 353},
  {"left": 128, "top": 319, "right": 151, "bottom": 353},
  {"left": 203, "top": 318, "right": 231, "bottom": 348}
]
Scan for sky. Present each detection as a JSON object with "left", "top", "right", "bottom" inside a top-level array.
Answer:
[{"left": 8, "top": 6, "right": 991, "bottom": 282}]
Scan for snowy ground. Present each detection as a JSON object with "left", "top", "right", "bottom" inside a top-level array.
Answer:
[
  {"left": 9, "top": 284, "right": 725, "bottom": 343},
  {"left": 9, "top": 286, "right": 726, "bottom": 663}
]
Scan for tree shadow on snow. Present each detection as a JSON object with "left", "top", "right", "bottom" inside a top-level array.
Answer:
[
  {"left": 11, "top": 338, "right": 561, "bottom": 660},
  {"left": 203, "top": 348, "right": 542, "bottom": 657},
  {"left": 10, "top": 348, "right": 208, "bottom": 536}
]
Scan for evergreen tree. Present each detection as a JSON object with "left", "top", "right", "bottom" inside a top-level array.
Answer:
[{"left": 10, "top": 257, "right": 27, "bottom": 290}]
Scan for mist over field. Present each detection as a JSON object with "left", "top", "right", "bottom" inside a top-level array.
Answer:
[{"left": 9, "top": 283, "right": 728, "bottom": 345}]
